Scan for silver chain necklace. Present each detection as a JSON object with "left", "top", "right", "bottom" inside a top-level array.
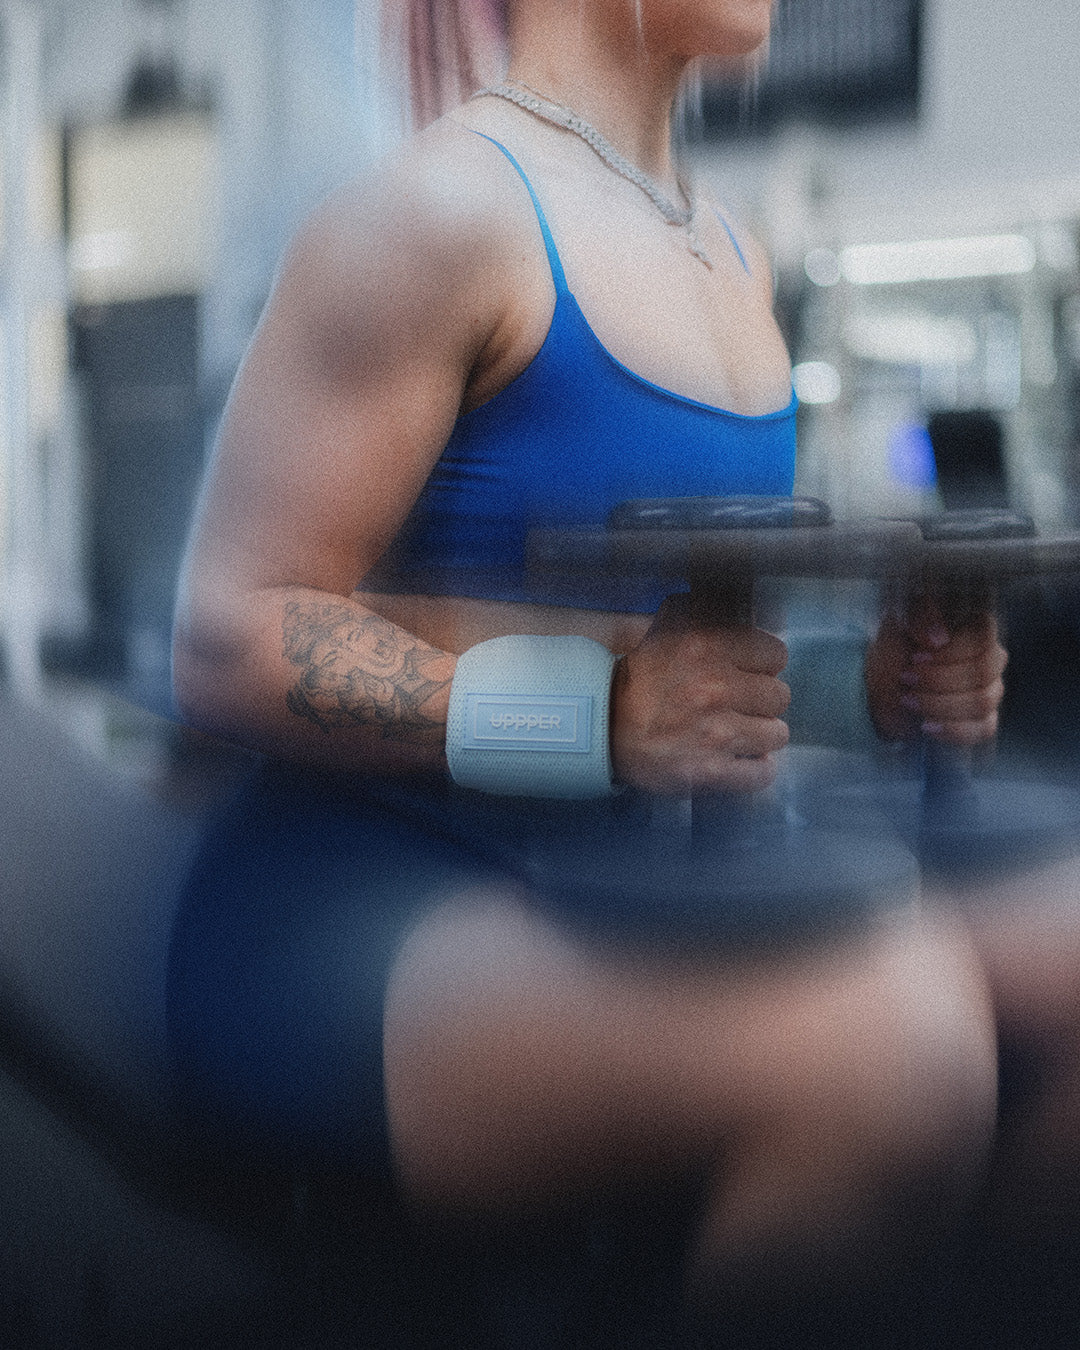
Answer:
[{"left": 474, "top": 81, "right": 713, "bottom": 268}]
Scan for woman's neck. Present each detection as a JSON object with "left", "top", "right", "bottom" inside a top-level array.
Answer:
[{"left": 504, "top": 4, "right": 689, "bottom": 186}]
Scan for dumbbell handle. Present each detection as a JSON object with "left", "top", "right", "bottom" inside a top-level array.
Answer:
[
  {"left": 923, "top": 587, "right": 992, "bottom": 804},
  {"left": 877, "top": 572, "right": 987, "bottom": 803},
  {"left": 527, "top": 499, "right": 921, "bottom": 834},
  {"left": 636, "top": 500, "right": 838, "bottom": 836},
  {"left": 527, "top": 502, "right": 1080, "bottom": 840},
  {"left": 908, "top": 511, "right": 1027, "bottom": 807},
  {"left": 647, "top": 570, "right": 758, "bottom": 837}
]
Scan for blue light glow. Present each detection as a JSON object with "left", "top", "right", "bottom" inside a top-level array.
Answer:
[{"left": 888, "top": 422, "right": 937, "bottom": 489}]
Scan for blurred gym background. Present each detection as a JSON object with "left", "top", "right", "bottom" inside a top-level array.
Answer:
[{"left": 2, "top": 0, "right": 1080, "bottom": 782}]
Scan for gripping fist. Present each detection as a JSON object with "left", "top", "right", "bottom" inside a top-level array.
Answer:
[
  {"left": 611, "top": 595, "right": 790, "bottom": 795},
  {"left": 865, "top": 598, "right": 1007, "bottom": 747}
]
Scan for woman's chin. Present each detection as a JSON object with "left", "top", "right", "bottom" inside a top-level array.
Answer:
[{"left": 697, "top": 1, "right": 774, "bottom": 61}]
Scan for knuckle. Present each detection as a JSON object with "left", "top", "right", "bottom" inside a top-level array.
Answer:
[
  {"left": 748, "top": 755, "right": 779, "bottom": 790},
  {"left": 976, "top": 654, "right": 999, "bottom": 685},
  {"left": 707, "top": 674, "right": 737, "bottom": 713},
  {"left": 696, "top": 712, "right": 730, "bottom": 749},
  {"left": 762, "top": 631, "right": 788, "bottom": 666},
  {"left": 951, "top": 712, "right": 997, "bottom": 747},
  {"left": 974, "top": 682, "right": 1003, "bottom": 716},
  {"left": 682, "top": 679, "right": 713, "bottom": 714},
  {"left": 688, "top": 629, "right": 712, "bottom": 661}
]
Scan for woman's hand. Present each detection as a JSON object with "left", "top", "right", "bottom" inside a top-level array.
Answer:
[
  {"left": 864, "top": 598, "right": 1008, "bottom": 747},
  {"left": 610, "top": 595, "right": 790, "bottom": 794}
]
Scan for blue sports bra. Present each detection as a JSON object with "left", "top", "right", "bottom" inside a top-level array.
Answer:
[{"left": 365, "top": 133, "right": 797, "bottom": 612}]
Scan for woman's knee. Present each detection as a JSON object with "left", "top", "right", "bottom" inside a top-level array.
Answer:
[
  {"left": 693, "top": 907, "right": 999, "bottom": 1274},
  {"left": 854, "top": 907, "right": 998, "bottom": 1186}
]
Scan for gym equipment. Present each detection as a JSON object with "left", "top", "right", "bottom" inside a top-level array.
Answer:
[
  {"left": 518, "top": 498, "right": 924, "bottom": 941},
  {"left": 529, "top": 500, "right": 1080, "bottom": 896},
  {"left": 875, "top": 507, "right": 1080, "bottom": 876}
]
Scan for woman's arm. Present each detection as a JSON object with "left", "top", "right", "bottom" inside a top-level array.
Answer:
[
  {"left": 173, "top": 133, "right": 513, "bottom": 773},
  {"left": 175, "top": 127, "right": 793, "bottom": 789}
]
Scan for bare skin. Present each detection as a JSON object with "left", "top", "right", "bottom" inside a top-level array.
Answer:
[
  {"left": 385, "top": 890, "right": 995, "bottom": 1186},
  {"left": 866, "top": 596, "right": 1008, "bottom": 747},
  {"left": 935, "top": 855, "right": 1080, "bottom": 1239},
  {"left": 173, "top": 0, "right": 1011, "bottom": 1303}
]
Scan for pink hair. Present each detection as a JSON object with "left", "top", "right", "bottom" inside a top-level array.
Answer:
[{"left": 381, "top": 0, "right": 509, "bottom": 130}]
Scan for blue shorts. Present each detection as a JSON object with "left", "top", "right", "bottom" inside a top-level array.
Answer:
[
  {"left": 166, "top": 762, "right": 508, "bottom": 1173},
  {"left": 166, "top": 752, "right": 912, "bottom": 1173}
]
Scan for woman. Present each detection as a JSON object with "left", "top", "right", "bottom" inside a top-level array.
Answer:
[{"left": 169, "top": 0, "right": 1005, "bottom": 1319}]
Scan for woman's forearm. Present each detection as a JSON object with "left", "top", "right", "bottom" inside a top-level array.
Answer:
[
  {"left": 173, "top": 585, "right": 457, "bottom": 774},
  {"left": 280, "top": 596, "right": 453, "bottom": 739}
]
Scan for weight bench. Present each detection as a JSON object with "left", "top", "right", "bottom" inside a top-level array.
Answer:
[{"left": 0, "top": 696, "right": 508, "bottom": 1348}]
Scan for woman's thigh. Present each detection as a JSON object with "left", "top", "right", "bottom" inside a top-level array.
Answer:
[
  {"left": 169, "top": 763, "right": 997, "bottom": 1221},
  {"left": 950, "top": 853, "right": 1080, "bottom": 1046},
  {"left": 944, "top": 854, "right": 1080, "bottom": 1181},
  {"left": 385, "top": 889, "right": 998, "bottom": 1220}
]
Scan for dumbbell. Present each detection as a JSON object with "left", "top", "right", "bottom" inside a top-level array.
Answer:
[
  {"left": 871, "top": 507, "right": 1080, "bottom": 876},
  {"left": 518, "top": 497, "right": 923, "bottom": 942}
]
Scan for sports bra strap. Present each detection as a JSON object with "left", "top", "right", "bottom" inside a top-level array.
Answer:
[
  {"left": 472, "top": 130, "right": 752, "bottom": 283},
  {"left": 714, "top": 210, "right": 751, "bottom": 276},
  {"left": 471, "top": 131, "right": 570, "bottom": 296}
]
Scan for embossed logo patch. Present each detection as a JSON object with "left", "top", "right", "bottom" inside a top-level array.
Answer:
[{"left": 462, "top": 694, "right": 593, "bottom": 753}]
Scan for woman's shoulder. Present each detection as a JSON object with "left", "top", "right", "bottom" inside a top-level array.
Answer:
[
  {"left": 250, "top": 118, "right": 533, "bottom": 389},
  {"left": 284, "top": 119, "right": 524, "bottom": 305}
]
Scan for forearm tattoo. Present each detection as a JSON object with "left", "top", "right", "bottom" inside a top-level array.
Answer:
[{"left": 282, "top": 601, "right": 451, "bottom": 740}]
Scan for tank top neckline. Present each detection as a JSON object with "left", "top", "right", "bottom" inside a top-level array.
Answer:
[{"left": 468, "top": 130, "right": 796, "bottom": 425}]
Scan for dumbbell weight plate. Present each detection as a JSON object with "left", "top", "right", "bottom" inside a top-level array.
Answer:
[
  {"left": 520, "top": 502, "right": 924, "bottom": 940},
  {"left": 515, "top": 761, "right": 921, "bottom": 945},
  {"left": 875, "top": 509, "right": 1080, "bottom": 877}
]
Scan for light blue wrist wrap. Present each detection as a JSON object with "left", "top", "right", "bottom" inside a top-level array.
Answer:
[{"left": 446, "top": 635, "right": 619, "bottom": 798}]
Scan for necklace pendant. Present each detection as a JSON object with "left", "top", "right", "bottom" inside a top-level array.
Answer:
[{"left": 478, "top": 82, "right": 714, "bottom": 271}]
